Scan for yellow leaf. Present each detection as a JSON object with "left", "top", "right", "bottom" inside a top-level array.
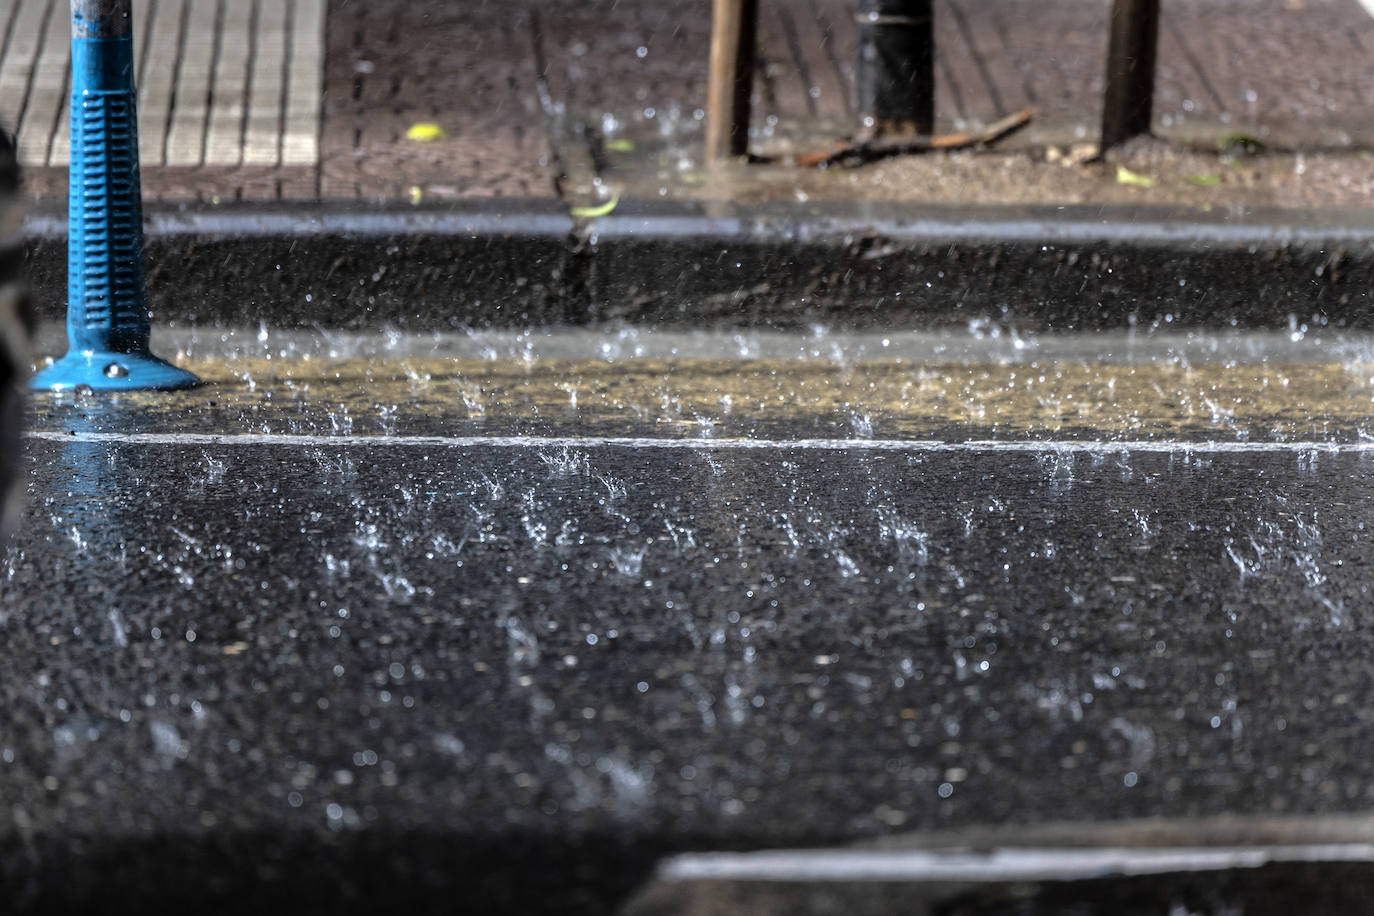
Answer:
[
  {"left": 605, "top": 139, "right": 636, "bottom": 152},
  {"left": 408, "top": 185, "right": 423, "bottom": 205},
  {"left": 406, "top": 122, "right": 448, "bottom": 142},
  {"left": 1116, "top": 166, "right": 1155, "bottom": 189},
  {"left": 570, "top": 191, "right": 621, "bottom": 219}
]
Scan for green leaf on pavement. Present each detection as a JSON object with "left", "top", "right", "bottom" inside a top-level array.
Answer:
[
  {"left": 1186, "top": 173, "right": 1222, "bottom": 186},
  {"left": 1116, "top": 166, "right": 1155, "bottom": 189},
  {"left": 570, "top": 191, "right": 621, "bottom": 219},
  {"left": 605, "top": 139, "right": 636, "bottom": 152}
]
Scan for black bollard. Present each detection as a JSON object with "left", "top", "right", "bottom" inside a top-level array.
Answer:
[
  {"left": 1100, "top": 0, "right": 1160, "bottom": 152},
  {"left": 855, "top": 0, "right": 934, "bottom": 137}
]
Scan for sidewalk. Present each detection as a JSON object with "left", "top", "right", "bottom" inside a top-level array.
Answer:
[
  {"left": 4, "top": 0, "right": 1374, "bottom": 209},
  {"left": 15, "top": 0, "right": 1374, "bottom": 337}
]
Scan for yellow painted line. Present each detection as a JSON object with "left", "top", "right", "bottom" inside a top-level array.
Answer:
[{"left": 30, "top": 356, "right": 1374, "bottom": 441}]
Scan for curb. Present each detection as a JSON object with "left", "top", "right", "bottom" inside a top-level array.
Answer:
[{"left": 23, "top": 199, "right": 1374, "bottom": 331}]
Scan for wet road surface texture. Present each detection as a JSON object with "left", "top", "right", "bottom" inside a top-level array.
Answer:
[{"left": 6, "top": 328, "right": 1374, "bottom": 914}]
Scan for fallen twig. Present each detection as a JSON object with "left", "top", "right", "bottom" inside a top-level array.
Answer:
[{"left": 793, "top": 108, "right": 1034, "bottom": 167}]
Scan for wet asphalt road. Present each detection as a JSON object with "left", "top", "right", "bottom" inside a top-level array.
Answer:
[{"left": 6, "top": 331, "right": 1374, "bottom": 913}]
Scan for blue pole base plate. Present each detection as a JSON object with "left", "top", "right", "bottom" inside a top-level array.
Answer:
[{"left": 31, "top": 350, "right": 201, "bottom": 392}]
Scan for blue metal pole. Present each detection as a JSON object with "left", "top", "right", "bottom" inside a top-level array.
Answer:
[{"left": 32, "top": 0, "right": 198, "bottom": 392}]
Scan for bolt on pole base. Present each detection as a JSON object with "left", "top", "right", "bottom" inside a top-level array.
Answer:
[{"left": 33, "top": 0, "right": 199, "bottom": 393}]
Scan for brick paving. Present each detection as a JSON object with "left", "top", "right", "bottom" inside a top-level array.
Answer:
[
  {"left": 319, "top": 0, "right": 551, "bottom": 202},
  {"left": 10, "top": 0, "right": 1374, "bottom": 205}
]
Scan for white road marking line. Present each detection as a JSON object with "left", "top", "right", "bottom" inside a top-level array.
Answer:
[
  {"left": 22, "top": 431, "right": 1374, "bottom": 453},
  {"left": 658, "top": 844, "right": 1374, "bottom": 884}
]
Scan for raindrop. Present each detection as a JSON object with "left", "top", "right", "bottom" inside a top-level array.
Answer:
[
  {"left": 149, "top": 719, "right": 182, "bottom": 765},
  {"left": 103, "top": 362, "right": 128, "bottom": 379},
  {"left": 108, "top": 609, "right": 128, "bottom": 648}
]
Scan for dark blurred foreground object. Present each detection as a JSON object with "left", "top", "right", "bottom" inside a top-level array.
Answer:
[
  {"left": 1101, "top": 0, "right": 1160, "bottom": 151},
  {"left": 0, "top": 125, "right": 34, "bottom": 535},
  {"left": 706, "top": 0, "right": 759, "bottom": 164},
  {"left": 856, "top": 0, "right": 934, "bottom": 137}
]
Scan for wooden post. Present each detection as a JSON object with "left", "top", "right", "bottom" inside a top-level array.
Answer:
[
  {"left": 856, "top": 0, "right": 934, "bottom": 137},
  {"left": 1100, "top": 0, "right": 1160, "bottom": 151},
  {"left": 705, "top": 0, "right": 759, "bottom": 165}
]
